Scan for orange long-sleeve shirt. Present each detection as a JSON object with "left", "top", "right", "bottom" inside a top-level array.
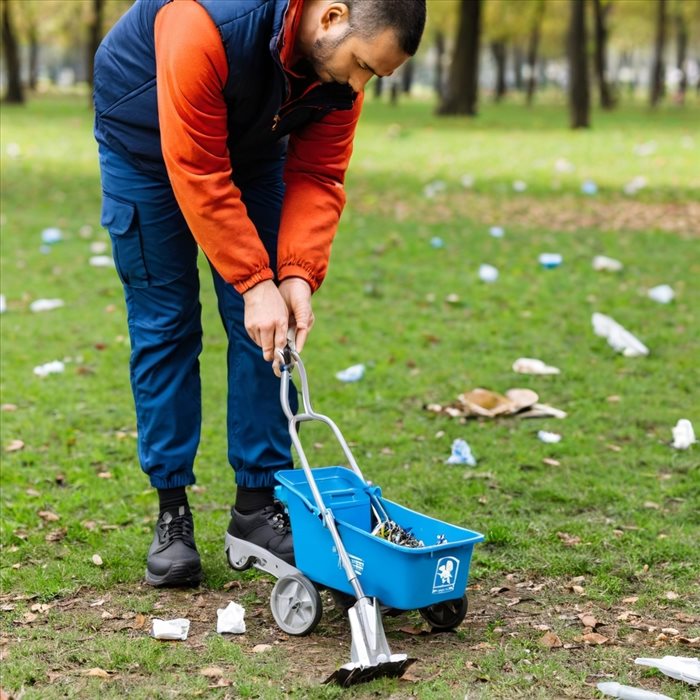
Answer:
[{"left": 154, "top": 0, "right": 363, "bottom": 294}]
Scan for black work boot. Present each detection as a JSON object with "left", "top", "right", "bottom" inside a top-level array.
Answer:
[
  {"left": 145, "top": 506, "right": 202, "bottom": 587},
  {"left": 227, "top": 503, "right": 295, "bottom": 565}
]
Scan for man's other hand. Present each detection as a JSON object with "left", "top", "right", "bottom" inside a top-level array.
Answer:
[
  {"left": 278, "top": 277, "right": 314, "bottom": 354},
  {"left": 242, "top": 280, "right": 289, "bottom": 366}
]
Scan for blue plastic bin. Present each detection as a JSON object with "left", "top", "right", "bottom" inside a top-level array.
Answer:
[{"left": 275, "top": 466, "right": 484, "bottom": 611}]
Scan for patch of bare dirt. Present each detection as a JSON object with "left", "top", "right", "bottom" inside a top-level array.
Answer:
[{"left": 356, "top": 191, "right": 700, "bottom": 237}]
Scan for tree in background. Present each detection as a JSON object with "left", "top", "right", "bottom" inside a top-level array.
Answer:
[
  {"left": 1, "top": 0, "right": 24, "bottom": 103},
  {"left": 439, "top": 0, "right": 482, "bottom": 115},
  {"left": 524, "top": 0, "right": 546, "bottom": 106},
  {"left": 87, "top": 0, "right": 106, "bottom": 89},
  {"left": 567, "top": 0, "right": 590, "bottom": 128},
  {"left": 649, "top": 0, "right": 667, "bottom": 107},
  {"left": 592, "top": 0, "right": 616, "bottom": 109}
]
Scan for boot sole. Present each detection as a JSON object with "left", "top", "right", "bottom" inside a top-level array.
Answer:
[{"left": 145, "top": 561, "right": 202, "bottom": 588}]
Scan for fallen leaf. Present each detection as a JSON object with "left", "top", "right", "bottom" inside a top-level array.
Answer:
[
  {"left": 578, "top": 613, "right": 598, "bottom": 628},
  {"left": 26, "top": 488, "right": 41, "bottom": 497},
  {"left": 622, "top": 596, "right": 639, "bottom": 604},
  {"left": 97, "top": 471, "right": 112, "bottom": 479},
  {"left": 399, "top": 671, "right": 421, "bottom": 683},
  {"left": 661, "top": 627, "right": 679, "bottom": 636},
  {"left": 570, "top": 585, "right": 586, "bottom": 595},
  {"left": 45, "top": 528, "right": 67, "bottom": 543},
  {"left": 557, "top": 532, "right": 581, "bottom": 547},
  {"left": 678, "top": 637, "right": 700, "bottom": 647},
  {"left": 399, "top": 625, "right": 427, "bottom": 636},
  {"left": 540, "top": 631, "right": 563, "bottom": 648},
  {"left": 208, "top": 678, "right": 232, "bottom": 688},
  {"left": 664, "top": 591, "right": 679, "bottom": 600},
  {"left": 543, "top": 458, "right": 560, "bottom": 467},
  {"left": 84, "top": 667, "right": 112, "bottom": 678},
  {"left": 4, "top": 439, "right": 24, "bottom": 452},
  {"left": 252, "top": 644, "right": 272, "bottom": 653},
  {"left": 92, "top": 554, "right": 103, "bottom": 566},
  {"left": 1, "top": 404, "right": 18, "bottom": 412},
  {"left": 30, "top": 603, "right": 51, "bottom": 613},
  {"left": 199, "top": 667, "right": 224, "bottom": 678},
  {"left": 20, "top": 612, "right": 37, "bottom": 624},
  {"left": 581, "top": 632, "right": 609, "bottom": 645},
  {"left": 37, "top": 510, "right": 61, "bottom": 523},
  {"left": 133, "top": 613, "right": 147, "bottom": 630}
]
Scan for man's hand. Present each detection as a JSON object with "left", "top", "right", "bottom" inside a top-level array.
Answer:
[
  {"left": 242, "top": 277, "right": 314, "bottom": 375},
  {"left": 278, "top": 277, "right": 314, "bottom": 354}
]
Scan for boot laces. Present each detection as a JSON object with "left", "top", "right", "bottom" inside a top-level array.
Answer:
[
  {"left": 159, "top": 510, "right": 193, "bottom": 543},
  {"left": 265, "top": 504, "right": 290, "bottom": 534}
]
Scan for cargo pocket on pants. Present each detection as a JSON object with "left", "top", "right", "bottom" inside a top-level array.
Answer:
[{"left": 100, "top": 193, "right": 149, "bottom": 287}]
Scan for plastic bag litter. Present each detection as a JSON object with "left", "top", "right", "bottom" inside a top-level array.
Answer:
[
  {"left": 30, "top": 298, "right": 64, "bottom": 313},
  {"left": 592, "top": 255, "right": 623, "bottom": 272},
  {"left": 592, "top": 313, "right": 649, "bottom": 357},
  {"left": 445, "top": 438, "right": 477, "bottom": 466},
  {"left": 647, "top": 284, "right": 674, "bottom": 304},
  {"left": 89, "top": 255, "right": 114, "bottom": 268},
  {"left": 635, "top": 656, "right": 700, "bottom": 685},
  {"left": 537, "top": 430, "right": 562, "bottom": 444},
  {"left": 512, "top": 357, "right": 560, "bottom": 375},
  {"left": 478, "top": 264, "right": 498, "bottom": 283},
  {"left": 33, "top": 361, "right": 65, "bottom": 377},
  {"left": 596, "top": 682, "right": 672, "bottom": 700},
  {"left": 151, "top": 618, "right": 190, "bottom": 641},
  {"left": 335, "top": 364, "right": 365, "bottom": 382},
  {"left": 671, "top": 419, "right": 696, "bottom": 450},
  {"left": 216, "top": 601, "right": 246, "bottom": 634}
]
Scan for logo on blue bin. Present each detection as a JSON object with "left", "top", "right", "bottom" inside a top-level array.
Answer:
[{"left": 432, "top": 556, "right": 460, "bottom": 594}]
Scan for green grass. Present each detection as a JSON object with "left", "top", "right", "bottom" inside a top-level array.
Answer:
[{"left": 1, "top": 92, "right": 699, "bottom": 699}]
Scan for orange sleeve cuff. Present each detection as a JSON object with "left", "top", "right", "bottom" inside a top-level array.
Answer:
[{"left": 154, "top": 0, "right": 273, "bottom": 293}]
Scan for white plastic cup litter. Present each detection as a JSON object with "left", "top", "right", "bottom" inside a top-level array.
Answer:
[
  {"left": 335, "top": 364, "right": 365, "bottom": 383},
  {"left": 40, "top": 228, "right": 62, "bottom": 244},
  {"left": 647, "top": 284, "right": 674, "bottom": 304},
  {"left": 538, "top": 253, "right": 563, "bottom": 269},
  {"left": 592, "top": 255, "right": 623, "bottom": 272},
  {"left": 478, "top": 264, "right": 499, "bottom": 283},
  {"left": 671, "top": 419, "right": 696, "bottom": 450}
]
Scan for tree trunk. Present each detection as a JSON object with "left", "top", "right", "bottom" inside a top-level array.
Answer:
[
  {"left": 592, "top": 0, "right": 615, "bottom": 109},
  {"left": 491, "top": 41, "right": 507, "bottom": 102},
  {"left": 568, "top": 0, "right": 590, "bottom": 128},
  {"left": 438, "top": 0, "right": 482, "bottom": 116},
  {"left": 675, "top": 9, "right": 687, "bottom": 103},
  {"left": 1, "top": 0, "right": 24, "bottom": 103},
  {"left": 86, "top": 0, "right": 106, "bottom": 89},
  {"left": 373, "top": 76, "right": 383, "bottom": 98},
  {"left": 28, "top": 25, "right": 39, "bottom": 91},
  {"left": 649, "top": 0, "right": 667, "bottom": 107},
  {"left": 525, "top": 0, "right": 545, "bottom": 106},
  {"left": 401, "top": 58, "right": 414, "bottom": 94},
  {"left": 434, "top": 30, "right": 445, "bottom": 99}
]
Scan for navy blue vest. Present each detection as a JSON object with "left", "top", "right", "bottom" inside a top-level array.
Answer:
[{"left": 93, "top": 0, "right": 356, "bottom": 181}]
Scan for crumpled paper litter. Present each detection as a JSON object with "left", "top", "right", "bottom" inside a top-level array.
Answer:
[
  {"left": 217, "top": 601, "right": 246, "bottom": 634},
  {"left": 151, "top": 618, "right": 190, "bottom": 641}
]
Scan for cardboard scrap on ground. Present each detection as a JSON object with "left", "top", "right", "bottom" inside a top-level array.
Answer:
[{"left": 426, "top": 387, "right": 566, "bottom": 420}]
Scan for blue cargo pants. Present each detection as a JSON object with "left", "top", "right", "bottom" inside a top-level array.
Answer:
[{"left": 98, "top": 145, "right": 297, "bottom": 490}]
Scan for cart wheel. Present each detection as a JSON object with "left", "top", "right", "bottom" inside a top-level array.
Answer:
[
  {"left": 419, "top": 595, "right": 468, "bottom": 630},
  {"left": 270, "top": 574, "right": 322, "bottom": 636},
  {"left": 226, "top": 549, "right": 252, "bottom": 571}
]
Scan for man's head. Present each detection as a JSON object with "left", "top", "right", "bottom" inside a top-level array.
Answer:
[{"left": 297, "top": 0, "right": 427, "bottom": 92}]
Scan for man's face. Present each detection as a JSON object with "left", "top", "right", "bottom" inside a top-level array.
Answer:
[{"left": 308, "top": 27, "right": 409, "bottom": 93}]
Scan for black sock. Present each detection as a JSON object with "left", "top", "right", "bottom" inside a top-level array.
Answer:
[
  {"left": 158, "top": 487, "right": 189, "bottom": 516},
  {"left": 235, "top": 486, "right": 274, "bottom": 514}
]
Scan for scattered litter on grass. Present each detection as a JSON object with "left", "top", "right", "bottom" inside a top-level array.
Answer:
[
  {"left": 460, "top": 174, "right": 475, "bottom": 188},
  {"left": 489, "top": 226, "right": 505, "bottom": 238},
  {"left": 429, "top": 237, "right": 444, "bottom": 249},
  {"left": 0, "top": 294, "right": 6, "bottom": 314},
  {"left": 216, "top": 601, "right": 246, "bottom": 634},
  {"left": 478, "top": 264, "right": 498, "bottom": 283},
  {"left": 512, "top": 357, "right": 560, "bottom": 375},
  {"left": 593, "top": 255, "right": 623, "bottom": 272},
  {"left": 445, "top": 438, "right": 477, "bottom": 466},
  {"left": 624, "top": 175, "right": 648, "bottom": 196},
  {"left": 445, "top": 293, "right": 460, "bottom": 304},
  {"left": 597, "top": 681, "right": 672, "bottom": 700},
  {"left": 335, "top": 364, "right": 365, "bottom": 382},
  {"left": 647, "top": 284, "right": 674, "bottom": 304},
  {"left": 671, "top": 419, "right": 696, "bottom": 450},
  {"left": 90, "top": 241, "right": 108, "bottom": 254},
  {"left": 33, "top": 360, "right": 65, "bottom": 377},
  {"left": 512, "top": 180, "right": 527, "bottom": 192},
  {"left": 427, "top": 387, "right": 566, "bottom": 420},
  {"left": 423, "top": 180, "right": 446, "bottom": 198},
  {"left": 40, "top": 228, "right": 63, "bottom": 244},
  {"left": 581, "top": 180, "right": 598, "bottom": 195},
  {"left": 592, "top": 313, "right": 649, "bottom": 357},
  {"left": 538, "top": 253, "right": 562, "bottom": 268},
  {"left": 372, "top": 519, "right": 424, "bottom": 547},
  {"left": 89, "top": 255, "right": 114, "bottom": 268},
  {"left": 554, "top": 158, "right": 575, "bottom": 173},
  {"left": 152, "top": 618, "right": 190, "bottom": 641},
  {"left": 30, "top": 298, "right": 64, "bottom": 313},
  {"left": 537, "top": 430, "right": 562, "bottom": 444},
  {"left": 91, "top": 554, "right": 103, "bottom": 566},
  {"left": 4, "top": 439, "right": 24, "bottom": 453},
  {"left": 635, "top": 656, "right": 700, "bottom": 685}
]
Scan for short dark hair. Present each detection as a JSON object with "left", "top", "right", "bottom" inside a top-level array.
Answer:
[{"left": 345, "top": 0, "right": 427, "bottom": 56}]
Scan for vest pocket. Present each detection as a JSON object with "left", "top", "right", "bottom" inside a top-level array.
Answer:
[{"left": 100, "top": 193, "right": 149, "bottom": 288}]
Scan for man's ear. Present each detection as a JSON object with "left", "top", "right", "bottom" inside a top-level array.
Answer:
[{"left": 320, "top": 2, "right": 349, "bottom": 31}]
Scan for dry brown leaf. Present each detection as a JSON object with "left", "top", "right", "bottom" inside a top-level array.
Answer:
[
  {"left": 557, "top": 532, "right": 581, "bottom": 547},
  {"left": 45, "top": 528, "right": 67, "bottom": 543},
  {"left": 199, "top": 667, "right": 224, "bottom": 677},
  {"left": 91, "top": 554, "right": 103, "bottom": 566},
  {"left": 38, "top": 510, "right": 60, "bottom": 522},
  {"left": 399, "top": 625, "right": 427, "bottom": 636},
  {"left": 1, "top": 404, "right": 18, "bottom": 412},
  {"left": 26, "top": 488, "right": 41, "bottom": 497},
  {"left": 97, "top": 472, "right": 113, "bottom": 479},
  {"left": 570, "top": 585, "right": 586, "bottom": 595},
  {"left": 133, "top": 613, "right": 147, "bottom": 630},
  {"left": 581, "top": 632, "right": 609, "bottom": 645},
  {"left": 578, "top": 613, "right": 598, "bottom": 628},
  {"left": 399, "top": 671, "right": 421, "bottom": 683},
  {"left": 622, "top": 596, "right": 639, "bottom": 604},
  {"left": 540, "top": 631, "right": 563, "bottom": 648},
  {"left": 4, "top": 439, "right": 25, "bottom": 453},
  {"left": 679, "top": 637, "right": 700, "bottom": 647},
  {"left": 84, "top": 667, "right": 112, "bottom": 678},
  {"left": 30, "top": 603, "right": 51, "bottom": 613},
  {"left": 20, "top": 612, "right": 37, "bottom": 624},
  {"left": 252, "top": 644, "right": 272, "bottom": 653}
]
